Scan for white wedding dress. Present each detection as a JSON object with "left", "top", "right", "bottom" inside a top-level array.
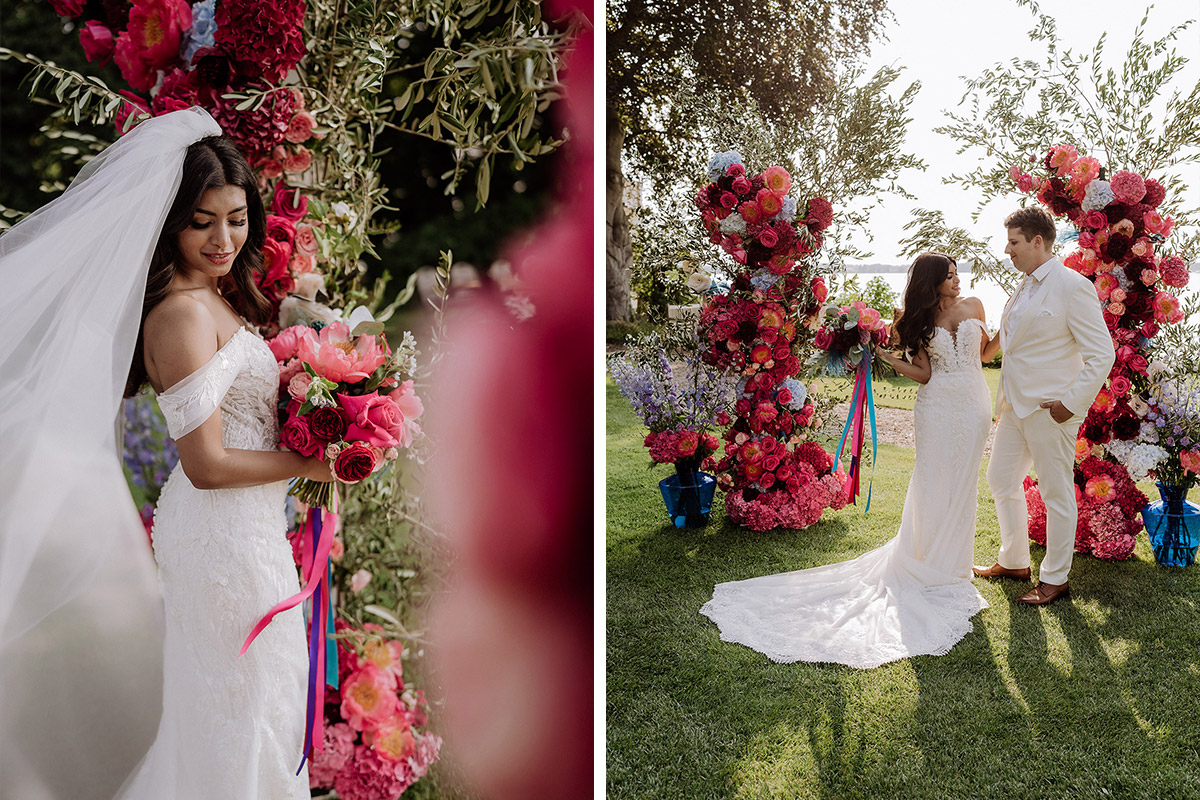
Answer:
[
  {"left": 701, "top": 318, "right": 993, "bottom": 668},
  {"left": 116, "top": 327, "right": 309, "bottom": 798}
]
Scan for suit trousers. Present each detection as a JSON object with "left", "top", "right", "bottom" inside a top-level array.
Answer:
[{"left": 986, "top": 400, "right": 1083, "bottom": 586}]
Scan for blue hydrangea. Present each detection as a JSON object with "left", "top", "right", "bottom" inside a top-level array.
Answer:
[
  {"left": 707, "top": 150, "right": 744, "bottom": 183},
  {"left": 181, "top": 0, "right": 217, "bottom": 66},
  {"left": 778, "top": 378, "right": 808, "bottom": 410},
  {"left": 749, "top": 270, "right": 778, "bottom": 291},
  {"left": 776, "top": 196, "right": 798, "bottom": 221},
  {"left": 1082, "top": 179, "right": 1115, "bottom": 212}
]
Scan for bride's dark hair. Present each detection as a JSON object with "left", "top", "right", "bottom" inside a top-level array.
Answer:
[
  {"left": 895, "top": 251, "right": 955, "bottom": 358},
  {"left": 125, "top": 136, "right": 272, "bottom": 397}
]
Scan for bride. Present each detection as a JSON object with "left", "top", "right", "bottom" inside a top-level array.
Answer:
[
  {"left": 0, "top": 108, "right": 329, "bottom": 798},
  {"left": 701, "top": 252, "right": 997, "bottom": 669}
]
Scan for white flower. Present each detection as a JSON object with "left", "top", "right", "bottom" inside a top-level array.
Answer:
[
  {"left": 293, "top": 271, "right": 325, "bottom": 301},
  {"left": 1082, "top": 179, "right": 1115, "bottom": 211},
  {"left": 718, "top": 213, "right": 747, "bottom": 236},
  {"left": 504, "top": 292, "right": 536, "bottom": 320},
  {"left": 330, "top": 201, "right": 358, "bottom": 227},
  {"left": 686, "top": 271, "right": 713, "bottom": 292}
]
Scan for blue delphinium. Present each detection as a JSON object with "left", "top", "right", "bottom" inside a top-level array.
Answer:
[
  {"left": 706, "top": 150, "right": 744, "bottom": 183},
  {"left": 181, "top": 0, "right": 217, "bottom": 66},
  {"left": 608, "top": 343, "right": 734, "bottom": 433},
  {"left": 123, "top": 395, "right": 180, "bottom": 504}
]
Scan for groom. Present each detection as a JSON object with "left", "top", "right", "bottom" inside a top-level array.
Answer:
[{"left": 974, "top": 207, "right": 1115, "bottom": 605}]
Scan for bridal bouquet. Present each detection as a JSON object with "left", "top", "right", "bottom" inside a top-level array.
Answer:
[
  {"left": 807, "top": 300, "right": 891, "bottom": 377},
  {"left": 269, "top": 319, "right": 423, "bottom": 509}
]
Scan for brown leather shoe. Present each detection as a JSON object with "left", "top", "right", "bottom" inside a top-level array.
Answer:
[
  {"left": 1017, "top": 581, "right": 1069, "bottom": 606},
  {"left": 972, "top": 563, "right": 1031, "bottom": 580}
]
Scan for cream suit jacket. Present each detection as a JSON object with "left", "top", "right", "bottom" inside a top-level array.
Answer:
[{"left": 997, "top": 257, "right": 1115, "bottom": 419}]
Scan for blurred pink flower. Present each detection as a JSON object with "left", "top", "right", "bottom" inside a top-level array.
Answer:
[
  {"left": 1153, "top": 290, "right": 1184, "bottom": 324},
  {"left": 1085, "top": 475, "right": 1116, "bottom": 502},
  {"left": 285, "top": 110, "right": 316, "bottom": 143},
  {"left": 307, "top": 722, "right": 356, "bottom": 787},
  {"left": 1181, "top": 450, "right": 1200, "bottom": 475},
  {"left": 349, "top": 568, "right": 372, "bottom": 593},
  {"left": 366, "top": 712, "right": 415, "bottom": 763}
]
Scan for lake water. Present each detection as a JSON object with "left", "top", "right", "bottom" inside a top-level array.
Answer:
[{"left": 846, "top": 271, "right": 1200, "bottom": 328}]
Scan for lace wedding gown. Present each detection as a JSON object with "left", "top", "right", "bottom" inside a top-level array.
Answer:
[
  {"left": 116, "top": 327, "right": 309, "bottom": 798},
  {"left": 701, "top": 318, "right": 993, "bottom": 669}
]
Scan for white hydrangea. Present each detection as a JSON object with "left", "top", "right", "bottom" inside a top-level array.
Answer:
[
  {"left": 719, "top": 213, "right": 748, "bottom": 236},
  {"left": 1082, "top": 179, "right": 1115, "bottom": 211},
  {"left": 1139, "top": 421, "right": 1160, "bottom": 443}
]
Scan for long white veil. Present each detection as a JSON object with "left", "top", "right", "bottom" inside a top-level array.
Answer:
[{"left": 0, "top": 107, "right": 222, "bottom": 799}]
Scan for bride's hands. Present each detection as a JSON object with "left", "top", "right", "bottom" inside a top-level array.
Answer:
[{"left": 302, "top": 456, "right": 336, "bottom": 482}]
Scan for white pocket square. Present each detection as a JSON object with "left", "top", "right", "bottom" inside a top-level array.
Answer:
[{"left": 1037, "top": 309, "right": 1054, "bottom": 317}]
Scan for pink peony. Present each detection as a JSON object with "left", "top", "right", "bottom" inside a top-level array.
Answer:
[
  {"left": 1152, "top": 290, "right": 1184, "bottom": 324},
  {"left": 1084, "top": 475, "right": 1116, "bottom": 502},
  {"left": 762, "top": 165, "right": 792, "bottom": 195},
  {"left": 297, "top": 321, "right": 388, "bottom": 383},
  {"left": 130, "top": 0, "right": 192, "bottom": 68},
  {"left": 337, "top": 392, "right": 405, "bottom": 448},
  {"left": 1110, "top": 170, "right": 1147, "bottom": 205},
  {"left": 79, "top": 21, "right": 116, "bottom": 66},
  {"left": 739, "top": 200, "right": 762, "bottom": 223},
  {"left": 756, "top": 189, "right": 782, "bottom": 217},
  {"left": 1181, "top": 450, "right": 1200, "bottom": 474},
  {"left": 268, "top": 324, "right": 314, "bottom": 362},
  {"left": 361, "top": 637, "right": 405, "bottom": 689},
  {"left": 340, "top": 664, "right": 399, "bottom": 731},
  {"left": 113, "top": 32, "right": 157, "bottom": 92},
  {"left": 811, "top": 276, "right": 829, "bottom": 304},
  {"left": 367, "top": 713, "right": 416, "bottom": 763},
  {"left": 1016, "top": 173, "right": 1035, "bottom": 193},
  {"left": 1048, "top": 144, "right": 1079, "bottom": 176}
]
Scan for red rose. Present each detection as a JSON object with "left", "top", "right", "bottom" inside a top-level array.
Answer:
[
  {"left": 732, "top": 177, "right": 752, "bottom": 195},
  {"left": 334, "top": 442, "right": 377, "bottom": 484},
  {"left": 266, "top": 213, "right": 297, "bottom": 245},
  {"left": 309, "top": 406, "right": 347, "bottom": 441},
  {"left": 719, "top": 192, "right": 737, "bottom": 209},
  {"left": 260, "top": 237, "right": 293, "bottom": 286},
  {"left": 79, "top": 21, "right": 115, "bottom": 66},
  {"left": 272, "top": 186, "right": 309, "bottom": 221},
  {"left": 337, "top": 392, "right": 405, "bottom": 448},
  {"left": 758, "top": 227, "right": 779, "bottom": 248},
  {"left": 281, "top": 414, "right": 322, "bottom": 457},
  {"left": 1128, "top": 354, "right": 1149, "bottom": 374}
]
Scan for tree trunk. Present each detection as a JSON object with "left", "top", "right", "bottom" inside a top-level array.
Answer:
[{"left": 606, "top": 104, "right": 632, "bottom": 322}]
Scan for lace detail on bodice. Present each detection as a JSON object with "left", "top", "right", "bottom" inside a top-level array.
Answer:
[
  {"left": 927, "top": 318, "right": 986, "bottom": 376},
  {"left": 156, "top": 328, "right": 281, "bottom": 447}
]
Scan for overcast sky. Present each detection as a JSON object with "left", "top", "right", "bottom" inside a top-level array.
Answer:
[{"left": 844, "top": 0, "right": 1200, "bottom": 267}]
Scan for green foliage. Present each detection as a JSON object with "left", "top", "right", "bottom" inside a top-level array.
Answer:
[
  {"left": 1148, "top": 292, "right": 1200, "bottom": 376},
  {"left": 900, "top": 3, "right": 1200, "bottom": 289},
  {"left": 606, "top": 318, "right": 659, "bottom": 345},
  {"left": 607, "top": 379, "right": 1200, "bottom": 800},
  {"left": 607, "top": 0, "right": 891, "bottom": 176},
  {"left": 629, "top": 203, "right": 700, "bottom": 319},
  {"left": 835, "top": 274, "right": 899, "bottom": 317}
]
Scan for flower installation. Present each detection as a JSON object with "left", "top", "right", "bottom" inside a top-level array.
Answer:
[
  {"left": 808, "top": 301, "right": 892, "bottom": 508},
  {"left": 1010, "top": 145, "right": 1190, "bottom": 560},
  {"left": 305, "top": 621, "right": 442, "bottom": 798},
  {"left": 695, "top": 151, "right": 848, "bottom": 531},
  {"left": 608, "top": 330, "right": 733, "bottom": 526}
]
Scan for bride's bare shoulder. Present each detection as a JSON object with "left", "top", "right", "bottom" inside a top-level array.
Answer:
[{"left": 145, "top": 293, "right": 219, "bottom": 347}]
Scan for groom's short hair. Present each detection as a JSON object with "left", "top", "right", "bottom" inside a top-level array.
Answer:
[{"left": 1004, "top": 207, "right": 1056, "bottom": 248}]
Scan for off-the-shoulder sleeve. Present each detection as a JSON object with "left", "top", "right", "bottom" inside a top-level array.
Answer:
[{"left": 155, "top": 342, "right": 241, "bottom": 439}]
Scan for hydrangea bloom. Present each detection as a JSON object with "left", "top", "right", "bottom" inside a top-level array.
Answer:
[
  {"left": 180, "top": 0, "right": 216, "bottom": 65},
  {"left": 1082, "top": 179, "right": 1115, "bottom": 212},
  {"left": 706, "top": 150, "right": 744, "bottom": 182}
]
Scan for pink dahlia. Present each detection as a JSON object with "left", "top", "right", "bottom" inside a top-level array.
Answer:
[{"left": 1110, "top": 170, "right": 1147, "bottom": 205}]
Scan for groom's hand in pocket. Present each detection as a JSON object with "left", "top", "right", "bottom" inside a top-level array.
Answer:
[{"left": 1039, "top": 400, "right": 1073, "bottom": 424}]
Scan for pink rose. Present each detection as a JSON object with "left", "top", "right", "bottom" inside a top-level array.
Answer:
[
  {"left": 259, "top": 160, "right": 283, "bottom": 180},
  {"left": 758, "top": 227, "right": 779, "bottom": 248},
  {"left": 719, "top": 191, "right": 737, "bottom": 209},
  {"left": 281, "top": 415, "right": 322, "bottom": 457},
  {"left": 388, "top": 380, "right": 424, "bottom": 447},
  {"left": 1109, "top": 375, "right": 1131, "bottom": 396},
  {"left": 289, "top": 252, "right": 316, "bottom": 274},
  {"left": 338, "top": 392, "right": 405, "bottom": 448},
  {"left": 813, "top": 328, "right": 833, "bottom": 349},
  {"left": 1129, "top": 354, "right": 1149, "bottom": 374},
  {"left": 294, "top": 224, "right": 318, "bottom": 256},
  {"left": 731, "top": 176, "right": 752, "bottom": 195},
  {"left": 284, "top": 110, "right": 316, "bottom": 143},
  {"left": 288, "top": 372, "right": 313, "bottom": 402},
  {"left": 282, "top": 146, "right": 312, "bottom": 174},
  {"left": 79, "top": 21, "right": 115, "bottom": 66}
]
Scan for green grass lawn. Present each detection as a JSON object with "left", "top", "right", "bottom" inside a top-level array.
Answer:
[{"left": 606, "top": 381, "right": 1200, "bottom": 800}]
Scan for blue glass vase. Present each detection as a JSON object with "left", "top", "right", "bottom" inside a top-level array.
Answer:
[
  {"left": 658, "top": 458, "right": 716, "bottom": 528},
  {"left": 1143, "top": 482, "right": 1200, "bottom": 567}
]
